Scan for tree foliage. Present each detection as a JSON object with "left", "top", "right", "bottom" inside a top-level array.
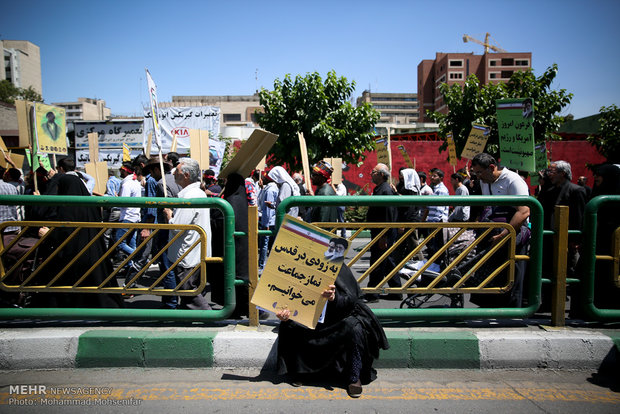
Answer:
[
  {"left": 0, "top": 80, "right": 43, "bottom": 104},
  {"left": 427, "top": 64, "right": 573, "bottom": 159},
  {"left": 256, "top": 71, "right": 380, "bottom": 171},
  {"left": 587, "top": 104, "right": 620, "bottom": 163}
]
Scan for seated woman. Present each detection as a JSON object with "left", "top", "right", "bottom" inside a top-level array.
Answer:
[{"left": 276, "top": 264, "right": 389, "bottom": 398}]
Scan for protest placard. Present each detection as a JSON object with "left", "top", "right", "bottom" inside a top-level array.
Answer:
[
  {"left": 396, "top": 145, "right": 414, "bottom": 169},
  {"left": 461, "top": 123, "right": 490, "bottom": 160},
  {"left": 34, "top": 103, "right": 67, "bottom": 155},
  {"left": 298, "top": 132, "right": 313, "bottom": 195},
  {"left": 446, "top": 132, "right": 457, "bottom": 166},
  {"left": 375, "top": 136, "right": 391, "bottom": 170},
  {"left": 251, "top": 215, "right": 350, "bottom": 329},
  {"left": 496, "top": 98, "right": 536, "bottom": 171},
  {"left": 219, "top": 129, "right": 277, "bottom": 179}
]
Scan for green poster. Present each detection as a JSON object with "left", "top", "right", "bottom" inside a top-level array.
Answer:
[
  {"left": 530, "top": 143, "right": 548, "bottom": 186},
  {"left": 496, "top": 98, "right": 535, "bottom": 171}
]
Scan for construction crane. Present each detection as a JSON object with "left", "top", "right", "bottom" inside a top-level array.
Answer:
[{"left": 462, "top": 33, "right": 507, "bottom": 53}]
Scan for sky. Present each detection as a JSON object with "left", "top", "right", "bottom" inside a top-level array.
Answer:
[{"left": 2, "top": 0, "right": 619, "bottom": 119}]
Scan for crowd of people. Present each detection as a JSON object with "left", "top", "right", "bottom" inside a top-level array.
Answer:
[{"left": 0, "top": 150, "right": 618, "bottom": 397}]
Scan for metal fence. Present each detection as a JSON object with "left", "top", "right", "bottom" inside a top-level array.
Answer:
[{"left": 0, "top": 195, "right": 236, "bottom": 322}]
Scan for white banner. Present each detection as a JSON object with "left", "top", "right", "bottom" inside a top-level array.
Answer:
[
  {"left": 143, "top": 106, "right": 221, "bottom": 152},
  {"left": 145, "top": 69, "right": 162, "bottom": 150},
  {"left": 74, "top": 121, "right": 143, "bottom": 149},
  {"left": 76, "top": 149, "right": 145, "bottom": 169}
]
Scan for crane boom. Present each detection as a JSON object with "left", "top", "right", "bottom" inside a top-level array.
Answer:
[{"left": 463, "top": 33, "right": 507, "bottom": 53}]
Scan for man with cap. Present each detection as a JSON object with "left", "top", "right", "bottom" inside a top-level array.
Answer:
[{"left": 308, "top": 160, "right": 338, "bottom": 223}]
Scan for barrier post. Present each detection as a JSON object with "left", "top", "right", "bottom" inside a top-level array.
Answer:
[
  {"left": 248, "top": 205, "right": 259, "bottom": 327},
  {"left": 551, "top": 205, "right": 569, "bottom": 326}
]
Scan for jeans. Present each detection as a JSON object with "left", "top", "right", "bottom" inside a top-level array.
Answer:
[
  {"left": 115, "top": 220, "right": 137, "bottom": 257},
  {"left": 156, "top": 229, "right": 178, "bottom": 308},
  {"left": 258, "top": 224, "right": 275, "bottom": 270}
]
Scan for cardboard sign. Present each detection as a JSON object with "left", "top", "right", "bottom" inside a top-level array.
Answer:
[
  {"left": 323, "top": 157, "right": 342, "bottom": 185},
  {"left": 446, "top": 132, "right": 457, "bottom": 166},
  {"left": 34, "top": 103, "right": 68, "bottom": 155},
  {"left": 251, "top": 215, "right": 350, "bottom": 329},
  {"left": 298, "top": 132, "right": 313, "bottom": 195},
  {"left": 375, "top": 136, "right": 391, "bottom": 170},
  {"left": 15, "top": 100, "right": 34, "bottom": 148},
  {"left": 189, "top": 129, "right": 209, "bottom": 172},
  {"left": 85, "top": 161, "right": 108, "bottom": 195},
  {"left": 256, "top": 156, "right": 267, "bottom": 172},
  {"left": 397, "top": 145, "right": 414, "bottom": 169},
  {"left": 88, "top": 133, "right": 99, "bottom": 164},
  {"left": 461, "top": 123, "right": 490, "bottom": 160},
  {"left": 496, "top": 98, "right": 536, "bottom": 171},
  {"left": 219, "top": 129, "right": 278, "bottom": 179},
  {"left": 123, "top": 143, "right": 131, "bottom": 162}
]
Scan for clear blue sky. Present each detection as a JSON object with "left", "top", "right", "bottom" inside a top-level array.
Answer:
[{"left": 2, "top": 0, "right": 618, "bottom": 119}]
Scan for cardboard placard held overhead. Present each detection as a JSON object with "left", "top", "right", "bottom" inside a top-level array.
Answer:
[
  {"left": 256, "top": 156, "right": 267, "bottom": 172},
  {"left": 0, "top": 135, "right": 25, "bottom": 169},
  {"left": 219, "top": 129, "right": 278, "bottom": 179},
  {"left": 85, "top": 161, "right": 108, "bottom": 195},
  {"left": 145, "top": 132, "right": 152, "bottom": 158},
  {"left": 88, "top": 133, "right": 99, "bottom": 163},
  {"left": 323, "top": 157, "right": 342, "bottom": 185},
  {"left": 189, "top": 129, "right": 210, "bottom": 172},
  {"left": 298, "top": 132, "right": 313, "bottom": 195},
  {"left": 375, "top": 136, "right": 391, "bottom": 171},
  {"left": 446, "top": 132, "right": 458, "bottom": 166},
  {"left": 461, "top": 123, "right": 490, "bottom": 160},
  {"left": 15, "top": 100, "right": 34, "bottom": 148}
]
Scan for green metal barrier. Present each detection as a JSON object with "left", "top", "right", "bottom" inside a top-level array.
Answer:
[
  {"left": 278, "top": 195, "right": 543, "bottom": 321},
  {"left": 0, "top": 195, "right": 237, "bottom": 322},
  {"left": 580, "top": 195, "right": 620, "bottom": 321}
]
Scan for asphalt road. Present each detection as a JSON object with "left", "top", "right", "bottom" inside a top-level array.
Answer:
[{"left": 1, "top": 368, "right": 618, "bottom": 413}]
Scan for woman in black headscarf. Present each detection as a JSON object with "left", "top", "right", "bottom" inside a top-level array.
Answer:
[
  {"left": 276, "top": 264, "right": 389, "bottom": 398},
  {"left": 220, "top": 172, "right": 249, "bottom": 317},
  {"left": 30, "top": 173, "right": 122, "bottom": 308}
]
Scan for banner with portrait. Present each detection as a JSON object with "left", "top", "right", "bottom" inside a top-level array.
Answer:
[
  {"left": 496, "top": 98, "right": 535, "bottom": 171},
  {"left": 34, "top": 103, "right": 67, "bottom": 155}
]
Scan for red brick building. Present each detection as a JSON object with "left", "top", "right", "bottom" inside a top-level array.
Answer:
[{"left": 417, "top": 52, "right": 532, "bottom": 122}]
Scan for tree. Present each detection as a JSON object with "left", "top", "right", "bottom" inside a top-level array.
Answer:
[
  {"left": 427, "top": 64, "right": 573, "bottom": 159},
  {"left": 257, "top": 71, "right": 380, "bottom": 171},
  {"left": 587, "top": 104, "right": 620, "bottom": 163},
  {"left": 0, "top": 80, "right": 43, "bottom": 104}
]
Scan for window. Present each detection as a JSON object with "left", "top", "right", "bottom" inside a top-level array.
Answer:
[
  {"left": 449, "top": 72, "right": 463, "bottom": 80},
  {"left": 515, "top": 59, "right": 529, "bottom": 66},
  {"left": 501, "top": 70, "right": 513, "bottom": 78},
  {"left": 489, "top": 73, "right": 499, "bottom": 79},
  {"left": 449, "top": 60, "right": 463, "bottom": 67},
  {"left": 223, "top": 113, "right": 241, "bottom": 122},
  {"left": 501, "top": 58, "right": 514, "bottom": 66},
  {"left": 489, "top": 60, "right": 498, "bottom": 67}
]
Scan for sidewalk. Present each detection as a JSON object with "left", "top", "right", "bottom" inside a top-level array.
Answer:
[{"left": 1, "top": 322, "right": 618, "bottom": 371}]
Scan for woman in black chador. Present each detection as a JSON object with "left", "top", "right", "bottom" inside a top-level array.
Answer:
[{"left": 276, "top": 264, "right": 389, "bottom": 398}]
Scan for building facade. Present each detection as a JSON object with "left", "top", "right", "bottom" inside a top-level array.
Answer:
[
  {"left": 2, "top": 40, "right": 42, "bottom": 95},
  {"left": 417, "top": 52, "right": 532, "bottom": 122},
  {"left": 356, "top": 91, "right": 438, "bottom": 134},
  {"left": 52, "top": 98, "right": 111, "bottom": 121}
]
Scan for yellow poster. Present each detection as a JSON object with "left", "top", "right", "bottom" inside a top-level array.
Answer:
[
  {"left": 251, "top": 215, "right": 350, "bottom": 329},
  {"left": 375, "top": 136, "right": 391, "bottom": 169},
  {"left": 34, "top": 103, "right": 67, "bottom": 155},
  {"left": 446, "top": 133, "right": 457, "bottom": 166},
  {"left": 397, "top": 145, "right": 414, "bottom": 168},
  {"left": 461, "top": 123, "right": 490, "bottom": 160}
]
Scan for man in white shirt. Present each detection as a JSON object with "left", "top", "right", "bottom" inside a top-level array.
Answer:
[
  {"left": 163, "top": 158, "right": 212, "bottom": 310},
  {"left": 115, "top": 161, "right": 142, "bottom": 281},
  {"left": 470, "top": 153, "right": 530, "bottom": 307}
]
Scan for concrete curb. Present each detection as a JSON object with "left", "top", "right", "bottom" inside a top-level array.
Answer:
[{"left": 0, "top": 327, "right": 618, "bottom": 371}]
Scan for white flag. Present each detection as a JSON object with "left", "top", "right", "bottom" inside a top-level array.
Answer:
[{"left": 145, "top": 69, "right": 162, "bottom": 150}]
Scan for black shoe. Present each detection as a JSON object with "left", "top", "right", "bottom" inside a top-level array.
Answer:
[
  {"left": 347, "top": 381, "right": 362, "bottom": 398},
  {"left": 362, "top": 294, "right": 379, "bottom": 303}
]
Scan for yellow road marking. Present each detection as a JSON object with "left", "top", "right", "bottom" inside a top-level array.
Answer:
[{"left": 2, "top": 386, "right": 619, "bottom": 403}]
